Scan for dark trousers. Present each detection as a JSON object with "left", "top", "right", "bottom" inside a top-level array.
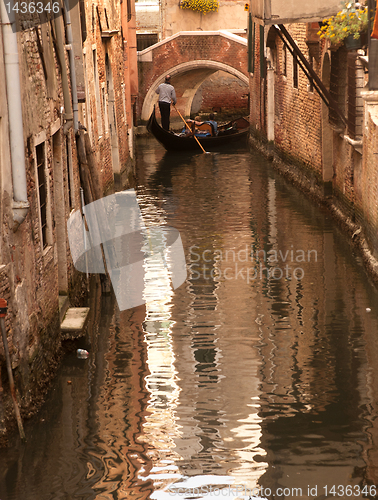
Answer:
[{"left": 159, "top": 101, "right": 171, "bottom": 131}]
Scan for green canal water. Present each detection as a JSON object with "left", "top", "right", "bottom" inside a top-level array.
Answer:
[{"left": 1, "top": 137, "right": 378, "bottom": 499}]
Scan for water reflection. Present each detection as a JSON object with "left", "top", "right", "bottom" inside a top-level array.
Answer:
[{"left": 2, "top": 138, "right": 378, "bottom": 499}]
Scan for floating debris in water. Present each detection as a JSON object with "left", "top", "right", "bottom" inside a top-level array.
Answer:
[{"left": 77, "top": 349, "right": 89, "bottom": 359}]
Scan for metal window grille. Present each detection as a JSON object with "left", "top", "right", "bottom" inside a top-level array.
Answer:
[{"left": 137, "top": 34, "right": 158, "bottom": 51}]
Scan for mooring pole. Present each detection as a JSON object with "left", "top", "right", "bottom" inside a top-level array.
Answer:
[{"left": 0, "top": 299, "right": 25, "bottom": 441}]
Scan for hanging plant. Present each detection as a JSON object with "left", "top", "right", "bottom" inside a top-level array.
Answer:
[
  {"left": 317, "top": 2, "right": 368, "bottom": 45},
  {"left": 180, "top": 0, "right": 219, "bottom": 15}
]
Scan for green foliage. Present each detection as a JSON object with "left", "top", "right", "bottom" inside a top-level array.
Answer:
[
  {"left": 318, "top": 2, "right": 368, "bottom": 44},
  {"left": 180, "top": 0, "right": 219, "bottom": 14}
]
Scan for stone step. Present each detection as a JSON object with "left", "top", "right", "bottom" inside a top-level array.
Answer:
[{"left": 61, "top": 307, "right": 90, "bottom": 339}]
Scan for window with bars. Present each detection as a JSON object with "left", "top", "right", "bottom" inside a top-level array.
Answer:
[
  {"left": 36, "top": 142, "right": 48, "bottom": 249},
  {"left": 137, "top": 33, "right": 158, "bottom": 51}
]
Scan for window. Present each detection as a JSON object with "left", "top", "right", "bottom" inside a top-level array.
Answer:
[
  {"left": 293, "top": 54, "right": 298, "bottom": 89},
  {"left": 329, "top": 48, "right": 347, "bottom": 129},
  {"left": 92, "top": 3, "right": 95, "bottom": 32},
  {"left": 282, "top": 45, "right": 287, "bottom": 77},
  {"left": 137, "top": 33, "right": 158, "bottom": 51},
  {"left": 347, "top": 52, "right": 364, "bottom": 139},
  {"left": 101, "top": 83, "right": 109, "bottom": 134},
  {"left": 93, "top": 49, "right": 103, "bottom": 137},
  {"left": 308, "top": 55, "right": 314, "bottom": 92},
  {"left": 36, "top": 142, "right": 48, "bottom": 249}
]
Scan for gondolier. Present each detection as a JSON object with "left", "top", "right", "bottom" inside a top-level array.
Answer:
[{"left": 155, "top": 75, "right": 177, "bottom": 131}]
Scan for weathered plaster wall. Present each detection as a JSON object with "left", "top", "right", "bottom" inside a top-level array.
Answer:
[{"left": 164, "top": 0, "right": 248, "bottom": 38}]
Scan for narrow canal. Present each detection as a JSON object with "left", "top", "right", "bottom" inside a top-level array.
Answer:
[{"left": 2, "top": 137, "right": 378, "bottom": 500}]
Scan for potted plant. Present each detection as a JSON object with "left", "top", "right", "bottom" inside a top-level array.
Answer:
[
  {"left": 180, "top": 0, "right": 219, "bottom": 14},
  {"left": 318, "top": 2, "right": 368, "bottom": 50}
]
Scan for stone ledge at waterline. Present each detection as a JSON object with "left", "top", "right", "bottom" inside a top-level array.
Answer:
[
  {"left": 60, "top": 307, "right": 90, "bottom": 340},
  {"left": 248, "top": 133, "right": 378, "bottom": 288}
]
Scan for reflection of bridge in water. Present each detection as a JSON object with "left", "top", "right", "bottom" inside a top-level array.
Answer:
[{"left": 137, "top": 30, "right": 248, "bottom": 122}]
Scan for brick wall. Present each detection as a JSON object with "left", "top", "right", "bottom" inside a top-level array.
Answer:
[
  {"left": 248, "top": 19, "right": 378, "bottom": 277},
  {"left": 354, "top": 107, "right": 378, "bottom": 256},
  {"left": 82, "top": 0, "right": 131, "bottom": 192},
  {"left": 199, "top": 71, "right": 249, "bottom": 113},
  {"left": 0, "top": 0, "right": 136, "bottom": 430},
  {"left": 250, "top": 23, "right": 323, "bottom": 171}
]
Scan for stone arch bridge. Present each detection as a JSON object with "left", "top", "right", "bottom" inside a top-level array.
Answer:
[{"left": 137, "top": 30, "right": 248, "bottom": 123}]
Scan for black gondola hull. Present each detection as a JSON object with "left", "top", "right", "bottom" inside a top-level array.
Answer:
[{"left": 146, "top": 107, "right": 249, "bottom": 152}]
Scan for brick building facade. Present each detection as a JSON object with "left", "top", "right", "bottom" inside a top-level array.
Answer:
[
  {"left": 248, "top": 11, "right": 378, "bottom": 270},
  {"left": 0, "top": 0, "right": 137, "bottom": 438}
]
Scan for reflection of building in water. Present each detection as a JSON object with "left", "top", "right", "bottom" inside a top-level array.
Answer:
[
  {"left": 248, "top": 174, "right": 373, "bottom": 494},
  {"left": 143, "top": 154, "right": 269, "bottom": 493},
  {"left": 86, "top": 301, "right": 155, "bottom": 499},
  {"left": 139, "top": 228, "right": 183, "bottom": 482},
  {"left": 139, "top": 150, "right": 378, "bottom": 497}
]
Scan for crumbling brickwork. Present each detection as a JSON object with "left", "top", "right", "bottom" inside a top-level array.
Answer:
[{"left": 0, "top": 0, "right": 137, "bottom": 435}]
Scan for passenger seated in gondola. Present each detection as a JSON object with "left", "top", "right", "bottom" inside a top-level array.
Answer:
[
  {"left": 179, "top": 115, "right": 200, "bottom": 136},
  {"left": 206, "top": 114, "right": 218, "bottom": 136},
  {"left": 187, "top": 114, "right": 218, "bottom": 137}
]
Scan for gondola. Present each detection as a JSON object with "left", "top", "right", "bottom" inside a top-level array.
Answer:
[{"left": 146, "top": 106, "right": 250, "bottom": 152}]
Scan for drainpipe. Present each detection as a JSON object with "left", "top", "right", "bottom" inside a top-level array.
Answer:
[
  {"left": 0, "top": 0, "right": 30, "bottom": 229},
  {"left": 63, "top": 0, "right": 79, "bottom": 134},
  {"left": 53, "top": 11, "right": 73, "bottom": 134}
]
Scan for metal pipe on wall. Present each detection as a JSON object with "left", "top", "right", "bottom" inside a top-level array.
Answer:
[
  {"left": 63, "top": 0, "right": 79, "bottom": 134},
  {"left": 0, "top": 0, "right": 30, "bottom": 229},
  {"left": 53, "top": 1, "right": 74, "bottom": 133}
]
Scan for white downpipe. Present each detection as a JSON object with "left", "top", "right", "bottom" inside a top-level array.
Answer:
[
  {"left": 0, "top": 0, "right": 30, "bottom": 228},
  {"left": 63, "top": 0, "right": 79, "bottom": 134}
]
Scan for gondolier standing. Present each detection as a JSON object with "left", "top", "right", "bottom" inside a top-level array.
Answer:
[{"left": 156, "top": 75, "right": 177, "bottom": 131}]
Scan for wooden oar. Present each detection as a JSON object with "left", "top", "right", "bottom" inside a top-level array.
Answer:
[{"left": 173, "top": 105, "right": 208, "bottom": 154}]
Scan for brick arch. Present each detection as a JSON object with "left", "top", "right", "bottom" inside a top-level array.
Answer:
[
  {"left": 138, "top": 31, "right": 248, "bottom": 122},
  {"left": 141, "top": 60, "right": 249, "bottom": 121}
]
